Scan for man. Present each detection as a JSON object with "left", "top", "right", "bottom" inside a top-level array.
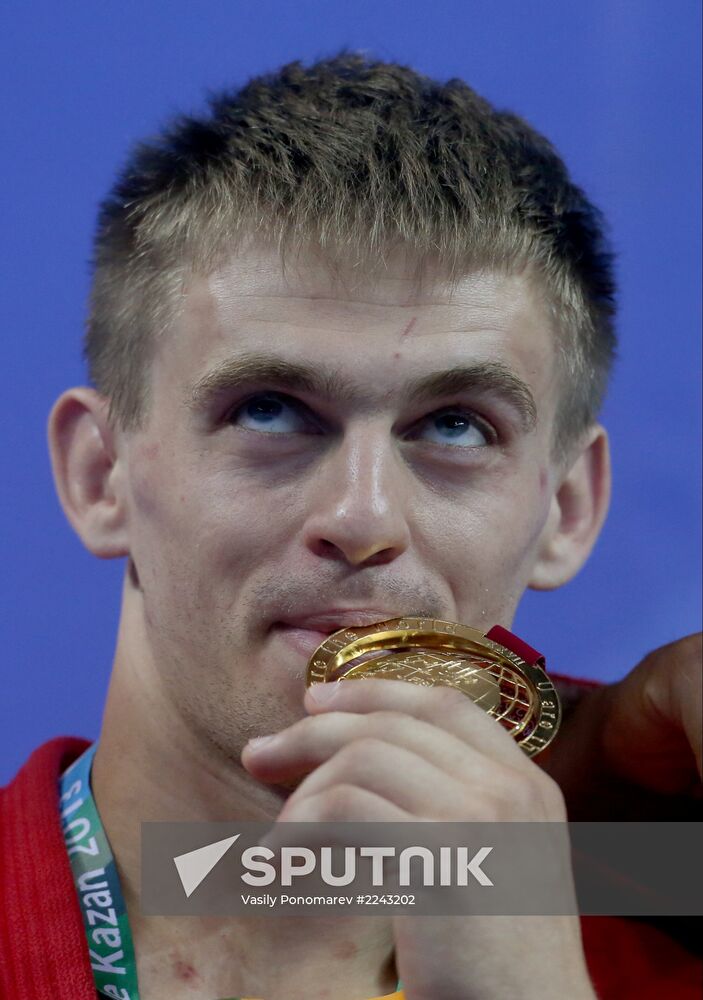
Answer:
[{"left": 1, "top": 54, "right": 700, "bottom": 999}]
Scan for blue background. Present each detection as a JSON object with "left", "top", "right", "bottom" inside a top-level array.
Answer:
[{"left": 2, "top": 1, "right": 701, "bottom": 782}]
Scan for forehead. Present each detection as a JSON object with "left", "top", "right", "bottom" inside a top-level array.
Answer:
[{"left": 158, "top": 245, "right": 558, "bottom": 416}]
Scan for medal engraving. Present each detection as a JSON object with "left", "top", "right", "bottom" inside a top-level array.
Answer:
[{"left": 305, "top": 617, "right": 561, "bottom": 756}]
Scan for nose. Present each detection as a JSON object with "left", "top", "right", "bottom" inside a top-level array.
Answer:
[{"left": 301, "top": 423, "right": 412, "bottom": 568}]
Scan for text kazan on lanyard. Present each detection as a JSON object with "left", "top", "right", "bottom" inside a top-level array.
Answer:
[{"left": 59, "top": 742, "right": 140, "bottom": 1000}]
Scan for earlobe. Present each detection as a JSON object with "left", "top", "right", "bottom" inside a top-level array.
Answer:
[
  {"left": 47, "top": 388, "right": 129, "bottom": 558},
  {"left": 527, "top": 424, "right": 611, "bottom": 591}
]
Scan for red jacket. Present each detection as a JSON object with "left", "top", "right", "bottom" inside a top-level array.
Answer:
[{"left": 1, "top": 737, "right": 701, "bottom": 999}]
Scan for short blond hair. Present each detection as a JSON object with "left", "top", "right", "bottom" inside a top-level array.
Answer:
[{"left": 85, "top": 53, "right": 616, "bottom": 458}]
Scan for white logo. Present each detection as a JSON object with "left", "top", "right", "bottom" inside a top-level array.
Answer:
[{"left": 173, "top": 834, "right": 241, "bottom": 897}]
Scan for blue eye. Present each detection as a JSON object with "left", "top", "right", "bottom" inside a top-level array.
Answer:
[
  {"left": 228, "top": 393, "right": 309, "bottom": 433},
  {"left": 228, "top": 393, "right": 494, "bottom": 448},
  {"left": 417, "top": 409, "right": 491, "bottom": 448}
]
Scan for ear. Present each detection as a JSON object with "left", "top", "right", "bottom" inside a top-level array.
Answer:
[
  {"left": 47, "top": 387, "right": 129, "bottom": 558},
  {"left": 527, "top": 423, "right": 611, "bottom": 590}
]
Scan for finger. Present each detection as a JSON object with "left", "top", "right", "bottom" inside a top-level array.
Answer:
[
  {"left": 655, "top": 634, "right": 702, "bottom": 779},
  {"left": 280, "top": 738, "right": 474, "bottom": 819},
  {"left": 242, "top": 708, "right": 516, "bottom": 801},
  {"left": 276, "top": 783, "right": 411, "bottom": 825},
  {"left": 303, "top": 677, "right": 531, "bottom": 770},
  {"left": 604, "top": 633, "right": 703, "bottom": 794},
  {"left": 259, "top": 784, "right": 411, "bottom": 859}
]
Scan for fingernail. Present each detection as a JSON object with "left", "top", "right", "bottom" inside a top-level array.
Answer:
[
  {"left": 307, "top": 682, "right": 340, "bottom": 704},
  {"left": 245, "top": 734, "right": 277, "bottom": 750}
]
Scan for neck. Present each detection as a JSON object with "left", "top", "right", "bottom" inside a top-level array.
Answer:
[{"left": 90, "top": 601, "right": 396, "bottom": 1000}]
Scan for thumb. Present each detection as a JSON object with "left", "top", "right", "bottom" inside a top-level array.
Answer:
[{"left": 603, "top": 633, "right": 702, "bottom": 794}]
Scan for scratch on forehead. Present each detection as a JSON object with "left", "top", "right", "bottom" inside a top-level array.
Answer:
[{"left": 399, "top": 316, "right": 417, "bottom": 341}]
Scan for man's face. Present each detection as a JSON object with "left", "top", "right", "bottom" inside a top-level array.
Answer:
[{"left": 119, "top": 247, "right": 561, "bottom": 754}]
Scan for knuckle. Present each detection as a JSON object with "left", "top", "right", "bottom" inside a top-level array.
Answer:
[
  {"left": 286, "top": 714, "right": 322, "bottom": 738},
  {"left": 431, "top": 683, "right": 471, "bottom": 712},
  {"left": 484, "top": 768, "right": 565, "bottom": 820},
  {"left": 536, "top": 773, "right": 567, "bottom": 817},
  {"left": 340, "top": 736, "right": 388, "bottom": 762},
  {"left": 315, "top": 783, "right": 364, "bottom": 821},
  {"left": 372, "top": 710, "right": 407, "bottom": 727},
  {"left": 502, "top": 774, "right": 536, "bottom": 816},
  {"left": 468, "top": 794, "right": 506, "bottom": 822}
]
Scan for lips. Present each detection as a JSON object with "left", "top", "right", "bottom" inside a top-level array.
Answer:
[{"left": 272, "top": 609, "right": 399, "bottom": 659}]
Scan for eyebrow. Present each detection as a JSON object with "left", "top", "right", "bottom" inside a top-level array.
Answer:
[{"left": 188, "top": 352, "right": 537, "bottom": 430}]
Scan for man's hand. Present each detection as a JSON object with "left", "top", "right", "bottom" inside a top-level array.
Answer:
[
  {"left": 543, "top": 633, "right": 702, "bottom": 819},
  {"left": 241, "top": 678, "right": 597, "bottom": 1000}
]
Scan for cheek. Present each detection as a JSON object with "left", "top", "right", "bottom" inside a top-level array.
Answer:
[
  {"left": 127, "top": 455, "right": 196, "bottom": 602},
  {"left": 426, "top": 465, "right": 552, "bottom": 604},
  {"left": 127, "top": 451, "right": 286, "bottom": 589},
  {"left": 129, "top": 448, "right": 189, "bottom": 539}
]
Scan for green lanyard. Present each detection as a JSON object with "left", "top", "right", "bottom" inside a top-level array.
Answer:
[
  {"left": 59, "top": 742, "right": 141, "bottom": 1000},
  {"left": 60, "top": 742, "right": 401, "bottom": 1000}
]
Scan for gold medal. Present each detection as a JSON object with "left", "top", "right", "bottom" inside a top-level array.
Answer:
[{"left": 305, "top": 617, "right": 561, "bottom": 756}]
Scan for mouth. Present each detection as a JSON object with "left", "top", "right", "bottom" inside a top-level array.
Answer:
[
  {"left": 272, "top": 624, "right": 335, "bottom": 658},
  {"left": 271, "top": 611, "right": 400, "bottom": 660}
]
